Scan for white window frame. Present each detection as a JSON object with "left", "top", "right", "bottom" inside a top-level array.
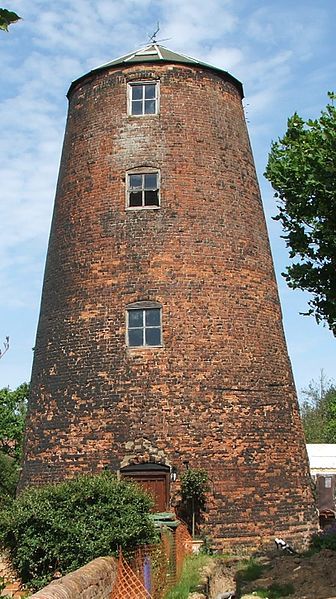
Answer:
[
  {"left": 126, "top": 302, "right": 162, "bottom": 348},
  {"left": 126, "top": 168, "right": 160, "bottom": 210},
  {"left": 127, "top": 81, "right": 160, "bottom": 116}
]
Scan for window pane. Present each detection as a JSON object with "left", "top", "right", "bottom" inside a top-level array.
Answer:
[
  {"left": 132, "top": 85, "right": 143, "bottom": 100},
  {"left": 129, "top": 191, "right": 143, "bottom": 207},
  {"left": 145, "top": 100, "right": 156, "bottom": 114},
  {"left": 144, "top": 84, "right": 156, "bottom": 99},
  {"left": 132, "top": 100, "right": 143, "bottom": 115},
  {"left": 144, "top": 173, "right": 158, "bottom": 189},
  {"left": 129, "top": 328, "right": 143, "bottom": 347},
  {"left": 129, "top": 174, "right": 142, "bottom": 189},
  {"left": 128, "top": 309, "right": 143, "bottom": 327},
  {"left": 144, "top": 190, "right": 159, "bottom": 206},
  {"left": 145, "top": 309, "right": 160, "bottom": 326},
  {"left": 145, "top": 327, "right": 161, "bottom": 346}
]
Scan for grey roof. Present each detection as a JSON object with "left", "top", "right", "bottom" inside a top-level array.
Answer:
[{"left": 67, "top": 44, "right": 243, "bottom": 97}]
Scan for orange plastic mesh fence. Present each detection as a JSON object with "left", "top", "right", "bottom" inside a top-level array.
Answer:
[
  {"left": 110, "top": 549, "right": 151, "bottom": 599},
  {"left": 175, "top": 523, "right": 193, "bottom": 579},
  {"left": 110, "top": 524, "right": 193, "bottom": 599}
]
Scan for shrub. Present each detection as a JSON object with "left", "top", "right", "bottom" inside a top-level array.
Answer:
[
  {"left": 0, "top": 472, "right": 156, "bottom": 590},
  {"left": 310, "top": 522, "right": 336, "bottom": 552},
  {"left": 0, "top": 452, "right": 20, "bottom": 508}
]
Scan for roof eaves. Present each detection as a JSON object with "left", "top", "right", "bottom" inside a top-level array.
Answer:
[{"left": 67, "top": 44, "right": 243, "bottom": 98}]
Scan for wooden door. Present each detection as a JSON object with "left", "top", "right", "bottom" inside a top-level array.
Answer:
[{"left": 121, "top": 465, "right": 170, "bottom": 512}]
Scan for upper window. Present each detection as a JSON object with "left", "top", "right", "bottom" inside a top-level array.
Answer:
[
  {"left": 127, "top": 304, "right": 162, "bottom": 347},
  {"left": 127, "top": 171, "right": 160, "bottom": 208},
  {"left": 129, "top": 82, "right": 159, "bottom": 116}
]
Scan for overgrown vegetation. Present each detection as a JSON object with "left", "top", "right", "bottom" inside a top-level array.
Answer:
[
  {"left": 165, "top": 554, "right": 209, "bottom": 599},
  {"left": 300, "top": 373, "right": 336, "bottom": 442},
  {"left": 236, "top": 557, "right": 265, "bottom": 583},
  {"left": 0, "top": 472, "right": 156, "bottom": 590},
  {"left": 253, "top": 582, "right": 294, "bottom": 598},
  {"left": 309, "top": 522, "right": 336, "bottom": 552},
  {"left": 236, "top": 558, "right": 295, "bottom": 598},
  {"left": 0, "top": 383, "right": 28, "bottom": 506}
]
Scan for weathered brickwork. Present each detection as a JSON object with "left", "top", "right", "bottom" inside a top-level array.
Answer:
[{"left": 20, "top": 58, "right": 317, "bottom": 547}]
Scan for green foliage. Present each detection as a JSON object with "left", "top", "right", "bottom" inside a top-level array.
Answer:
[
  {"left": 165, "top": 554, "right": 209, "bottom": 599},
  {"left": 236, "top": 557, "right": 265, "bottom": 583},
  {"left": 0, "top": 383, "right": 28, "bottom": 463},
  {"left": 253, "top": 582, "right": 294, "bottom": 598},
  {"left": 265, "top": 93, "right": 336, "bottom": 334},
  {"left": 0, "top": 8, "right": 21, "bottom": 31},
  {"left": 300, "top": 373, "right": 336, "bottom": 442},
  {"left": 0, "top": 472, "right": 156, "bottom": 590},
  {"left": 0, "top": 452, "right": 19, "bottom": 509},
  {"left": 310, "top": 522, "right": 336, "bottom": 552},
  {"left": 179, "top": 468, "right": 209, "bottom": 537},
  {"left": 180, "top": 468, "right": 209, "bottom": 507}
]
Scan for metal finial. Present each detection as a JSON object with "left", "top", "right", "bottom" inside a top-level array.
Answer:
[
  {"left": 148, "top": 22, "right": 160, "bottom": 43},
  {"left": 0, "top": 336, "right": 9, "bottom": 360}
]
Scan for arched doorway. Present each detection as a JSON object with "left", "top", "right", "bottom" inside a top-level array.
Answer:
[{"left": 120, "top": 463, "right": 170, "bottom": 512}]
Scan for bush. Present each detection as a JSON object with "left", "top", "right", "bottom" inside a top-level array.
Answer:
[
  {"left": 310, "top": 522, "right": 336, "bottom": 552},
  {"left": 0, "top": 472, "right": 156, "bottom": 590},
  {"left": 0, "top": 452, "right": 20, "bottom": 508}
]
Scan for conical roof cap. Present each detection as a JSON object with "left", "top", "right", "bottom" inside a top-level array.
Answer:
[{"left": 68, "top": 44, "right": 243, "bottom": 97}]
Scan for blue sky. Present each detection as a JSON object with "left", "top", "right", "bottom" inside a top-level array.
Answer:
[{"left": 0, "top": 0, "right": 335, "bottom": 397}]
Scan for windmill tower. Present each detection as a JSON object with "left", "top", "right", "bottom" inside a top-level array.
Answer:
[{"left": 21, "top": 44, "right": 317, "bottom": 548}]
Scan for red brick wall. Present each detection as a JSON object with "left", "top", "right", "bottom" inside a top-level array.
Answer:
[{"left": 20, "top": 61, "right": 317, "bottom": 546}]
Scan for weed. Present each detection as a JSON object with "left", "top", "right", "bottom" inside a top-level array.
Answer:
[
  {"left": 165, "top": 554, "right": 209, "bottom": 599},
  {"left": 253, "top": 582, "right": 294, "bottom": 598},
  {"left": 236, "top": 557, "right": 265, "bottom": 582}
]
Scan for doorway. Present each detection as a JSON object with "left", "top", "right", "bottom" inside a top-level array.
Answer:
[{"left": 120, "top": 463, "right": 170, "bottom": 512}]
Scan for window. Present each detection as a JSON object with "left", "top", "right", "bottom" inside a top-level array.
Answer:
[
  {"left": 127, "top": 171, "right": 160, "bottom": 208},
  {"left": 129, "top": 82, "right": 158, "bottom": 116},
  {"left": 127, "top": 305, "right": 162, "bottom": 347}
]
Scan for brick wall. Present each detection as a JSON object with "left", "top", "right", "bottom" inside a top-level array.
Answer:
[
  {"left": 29, "top": 557, "right": 116, "bottom": 599},
  {"left": 20, "top": 60, "right": 317, "bottom": 546}
]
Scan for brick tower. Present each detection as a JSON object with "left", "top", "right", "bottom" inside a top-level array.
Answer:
[{"left": 21, "top": 44, "right": 317, "bottom": 547}]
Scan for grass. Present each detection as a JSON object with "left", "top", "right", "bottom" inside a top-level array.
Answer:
[
  {"left": 253, "top": 582, "right": 295, "bottom": 598},
  {"left": 236, "top": 557, "right": 265, "bottom": 582},
  {"left": 165, "top": 554, "right": 210, "bottom": 599}
]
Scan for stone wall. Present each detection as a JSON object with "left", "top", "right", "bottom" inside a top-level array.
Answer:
[{"left": 29, "top": 557, "right": 116, "bottom": 599}]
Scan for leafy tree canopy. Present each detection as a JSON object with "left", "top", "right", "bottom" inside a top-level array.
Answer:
[
  {"left": 0, "top": 383, "right": 28, "bottom": 462},
  {"left": 265, "top": 93, "right": 336, "bottom": 334},
  {"left": 0, "top": 8, "right": 20, "bottom": 31},
  {"left": 300, "top": 372, "right": 336, "bottom": 442}
]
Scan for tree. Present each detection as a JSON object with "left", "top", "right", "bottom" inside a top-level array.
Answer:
[
  {"left": 179, "top": 468, "right": 209, "bottom": 538},
  {"left": 265, "top": 93, "right": 336, "bottom": 335},
  {"left": 0, "top": 8, "right": 20, "bottom": 31},
  {"left": 0, "top": 383, "right": 28, "bottom": 462},
  {"left": 300, "top": 372, "right": 336, "bottom": 442}
]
